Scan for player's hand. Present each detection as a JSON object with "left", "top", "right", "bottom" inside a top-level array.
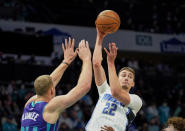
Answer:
[
  {"left": 104, "top": 43, "right": 117, "bottom": 64},
  {"left": 77, "top": 40, "right": 91, "bottom": 61},
  {"left": 96, "top": 27, "right": 107, "bottom": 39},
  {"left": 101, "top": 125, "right": 115, "bottom": 131},
  {"left": 62, "top": 37, "right": 78, "bottom": 64}
]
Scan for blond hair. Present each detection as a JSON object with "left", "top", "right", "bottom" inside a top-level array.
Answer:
[
  {"left": 34, "top": 75, "right": 53, "bottom": 96},
  {"left": 118, "top": 67, "right": 135, "bottom": 80},
  {"left": 167, "top": 117, "right": 185, "bottom": 131}
]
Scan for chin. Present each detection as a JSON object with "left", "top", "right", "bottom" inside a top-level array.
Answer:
[{"left": 122, "top": 86, "right": 129, "bottom": 90}]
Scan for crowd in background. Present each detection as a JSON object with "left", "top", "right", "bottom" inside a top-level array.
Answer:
[
  {"left": 0, "top": 0, "right": 185, "bottom": 34},
  {"left": 0, "top": 52, "right": 185, "bottom": 131},
  {"left": 0, "top": 0, "right": 185, "bottom": 130}
]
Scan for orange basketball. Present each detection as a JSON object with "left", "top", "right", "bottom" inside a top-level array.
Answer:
[{"left": 95, "top": 10, "right": 121, "bottom": 34}]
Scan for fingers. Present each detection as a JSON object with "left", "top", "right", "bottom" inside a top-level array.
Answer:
[
  {"left": 104, "top": 48, "right": 110, "bottom": 55},
  {"left": 79, "top": 39, "right": 89, "bottom": 48},
  {"left": 109, "top": 43, "right": 112, "bottom": 52},
  {"left": 86, "top": 41, "right": 89, "bottom": 49},
  {"left": 68, "top": 37, "right": 71, "bottom": 48},
  {"left": 101, "top": 125, "right": 113, "bottom": 131},
  {"left": 65, "top": 38, "right": 68, "bottom": 49},
  {"left": 71, "top": 38, "right": 75, "bottom": 49},
  {"left": 63, "top": 37, "right": 75, "bottom": 50},
  {"left": 112, "top": 42, "right": 117, "bottom": 54},
  {"left": 62, "top": 43, "right": 65, "bottom": 51},
  {"left": 75, "top": 48, "right": 79, "bottom": 54}
]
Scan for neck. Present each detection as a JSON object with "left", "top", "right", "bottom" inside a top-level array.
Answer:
[
  {"left": 122, "top": 86, "right": 130, "bottom": 93},
  {"left": 35, "top": 95, "right": 50, "bottom": 103}
]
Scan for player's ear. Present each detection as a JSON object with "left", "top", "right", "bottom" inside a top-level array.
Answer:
[
  {"left": 131, "top": 81, "right": 135, "bottom": 87},
  {"left": 50, "top": 87, "right": 54, "bottom": 95}
]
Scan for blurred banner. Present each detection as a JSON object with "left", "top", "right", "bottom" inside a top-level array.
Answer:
[{"left": 1, "top": 20, "right": 185, "bottom": 55}]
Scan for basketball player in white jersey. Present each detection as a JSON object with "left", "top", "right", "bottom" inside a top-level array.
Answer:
[{"left": 85, "top": 28, "right": 142, "bottom": 131}]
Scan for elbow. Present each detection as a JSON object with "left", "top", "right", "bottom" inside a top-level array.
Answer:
[
  {"left": 93, "top": 59, "right": 101, "bottom": 68},
  {"left": 111, "top": 89, "right": 119, "bottom": 98},
  {"left": 111, "top": 89, "right": 130, "bottom": 105},
  {"left": 83, "top": 83, "right": 91, "bottom": 93},
  {"left": 80, "top": 81, "right": 92, "bottom": 93}
]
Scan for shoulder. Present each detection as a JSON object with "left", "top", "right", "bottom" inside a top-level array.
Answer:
[
  {"left": 97, "top": 81, "right": 111, "bottom": 95},
  {"left": 24, "top": 95, "right": 37, "bottom": 107},
  {"left": 127, "top": 94, "right": 142, "bottom": 115},
  {"left": 129, "top": 94, "right": 142, "bottom": 102},
  {"left": 97, "top": 80, "right": 109, "bottom": 88}
]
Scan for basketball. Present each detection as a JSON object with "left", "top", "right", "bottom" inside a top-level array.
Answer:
[{"left": 95, "top": 10, "right": 120, "bottom": 34}]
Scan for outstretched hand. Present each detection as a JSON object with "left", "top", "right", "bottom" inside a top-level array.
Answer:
[
  {"left": 96, "top": 27, "right": 108, "bottom": 39},
  {"left": 104, "top": 42, "right": 118, "bottom": 64},
  {"left": 77, "top": 40, "right": 91, "bottom": 61},
  {"left": 101, "top": 125, "right": 115, "bottom": 131},
  {"left": 62, "top": 37, "right": 78, "bottom": 65}
]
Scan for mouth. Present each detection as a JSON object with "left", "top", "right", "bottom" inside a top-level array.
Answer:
[{"left": 122, "top": 82, "right": 129, "bottom": 85}]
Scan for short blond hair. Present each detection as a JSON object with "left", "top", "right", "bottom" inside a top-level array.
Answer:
[
  {"left": 118, "top": 67, "right": 135, "bottom": 80},
  {"left": 34, "top": 75, "right": 53, "bottom": 96}
]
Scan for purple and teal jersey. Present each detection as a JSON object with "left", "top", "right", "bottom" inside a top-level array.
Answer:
[{"left": 21, "top": 101, "right": 59, "bottom": 131}]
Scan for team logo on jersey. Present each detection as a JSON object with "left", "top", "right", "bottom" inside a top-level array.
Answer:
[{"left": 102, "top": 94, "right": 125, "bottom": 107}]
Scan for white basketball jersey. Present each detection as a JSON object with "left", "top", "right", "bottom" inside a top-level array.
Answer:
[{"left": 86, "top": 81, "right": 142, "bottom": 131}]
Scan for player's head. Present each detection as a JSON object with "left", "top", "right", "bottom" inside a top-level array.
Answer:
[
  {"left": 118, "top": 67, "right": 135, "bottom": 91},
  {"left": 34, "top": 75, "right": 55, "bottom": 99},
  {"left": 163, "top": 117, "right": 185, "bottom": 131}
]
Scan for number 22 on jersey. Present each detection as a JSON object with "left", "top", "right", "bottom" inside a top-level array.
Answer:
[{"left": 102, "top": 102, "right": 117, "bottom": 116}]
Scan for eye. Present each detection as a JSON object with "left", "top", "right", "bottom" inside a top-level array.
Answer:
[
  {"left": 122, "top": 74, "right": 126, "bottom": 77},
  {"left": 128, "top": 74, "right": 133, "bottom": 79}
]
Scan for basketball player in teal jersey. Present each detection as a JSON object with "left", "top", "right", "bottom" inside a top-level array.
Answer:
[
  {"left": 85, "top": 28, "right": 142, "bottom": 131},
  {"left": 21, "top": 38, "right": 92, "bottom": 131}
]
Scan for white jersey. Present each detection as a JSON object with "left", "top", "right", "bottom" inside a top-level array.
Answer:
[{"left": 86, "top": 81, "right": 142, "bottom": 131}]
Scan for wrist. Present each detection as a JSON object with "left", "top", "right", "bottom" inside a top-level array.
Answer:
[
  {"left": 62, "top": 61, "right": 70, "bottom": 66},
  {"left": 108, "top": 61, "right": 115, "bottom": 67},
  {"left": 97, "top": 35, "right": 104, "bottom": 43},
  {"left": 82, "top": 58, "right": 91, "bottom": 63}
]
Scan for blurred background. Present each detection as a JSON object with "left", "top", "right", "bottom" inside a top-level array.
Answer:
[{"left": 0, "top": 0, "right": 185, "bottom": 131}]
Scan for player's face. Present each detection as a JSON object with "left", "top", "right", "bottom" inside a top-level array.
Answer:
[{"left": 118, "top": 70, "right": 134, "bottom": 90}]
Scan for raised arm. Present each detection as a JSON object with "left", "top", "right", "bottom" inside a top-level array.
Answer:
[
  {"left": 104, "top": 43, "right": 130, "bottom": 105},
  {"left": 24, "top": 38, "right": 77, "bottom": 107},
  {"left": 44, "top": 40, "right": 92, "bottom": 123},
  {"left": 50, "top": 37, "right": 77, "bottom": 88},
  {"left": 93, "top": 28, "right": 107, "bottom": 86}
]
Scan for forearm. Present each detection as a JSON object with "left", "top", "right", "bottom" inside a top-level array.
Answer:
[
  {"left": 77, "top": 59, "right": 92, "bottom": 89},
  {"left": 108, "top": 62, "right": 130, "bottom": 105},
  {"left": 107, "top": 63, "right": 121, "bottom": 93},
  {"left": 50, "top": 61, "right": 68, "bottom": 88},
  {"left": 93, "top": 35, "right": 107, "bottom": 85},
  {"left": 93, "top": 36, "right": 104, "bottom": 64}
]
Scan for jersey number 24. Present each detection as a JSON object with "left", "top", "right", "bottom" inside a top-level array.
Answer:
[{"left": 102, "top": 102, "right": 117, "bottom": 116}]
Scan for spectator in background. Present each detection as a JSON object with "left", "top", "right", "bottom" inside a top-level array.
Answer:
[
  {"left": 58, "top": 111, "right": 73, "bottom": 129},
  {"left": 146, "top": 103, "right": 159, "bottom": 122},
  {"left": 158, "top": 101, "right": 170, "bottom": 126},
  {"left": 2, "top": 115, "right": 17, "bottom": 131},
  {"left": 162, "top": 117, "right": 185, "bottom": 131}
]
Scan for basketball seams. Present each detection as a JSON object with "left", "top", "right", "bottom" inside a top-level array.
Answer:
[
  {"left": 99, "top": 14, "right": 120, "bottom": 23},
  {"left": 96, "top": 23, "right": 118, "bottom": 25}
]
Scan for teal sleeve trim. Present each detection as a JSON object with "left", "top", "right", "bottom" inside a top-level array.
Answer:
[
  {"left": 21, "top": 126, "right": 24, "bottom": 131},
  {"left": 47, "top": 123, "right": 51, "bottom": 131},
  {"left": 53, "top": 123, "right": 57, "bottom": 131},
  {"left": 33, "top": 126, "right": 38, "bottom": 131},
  {"left": 31, "top": 102, "right": 35, "bottom": 107}
]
